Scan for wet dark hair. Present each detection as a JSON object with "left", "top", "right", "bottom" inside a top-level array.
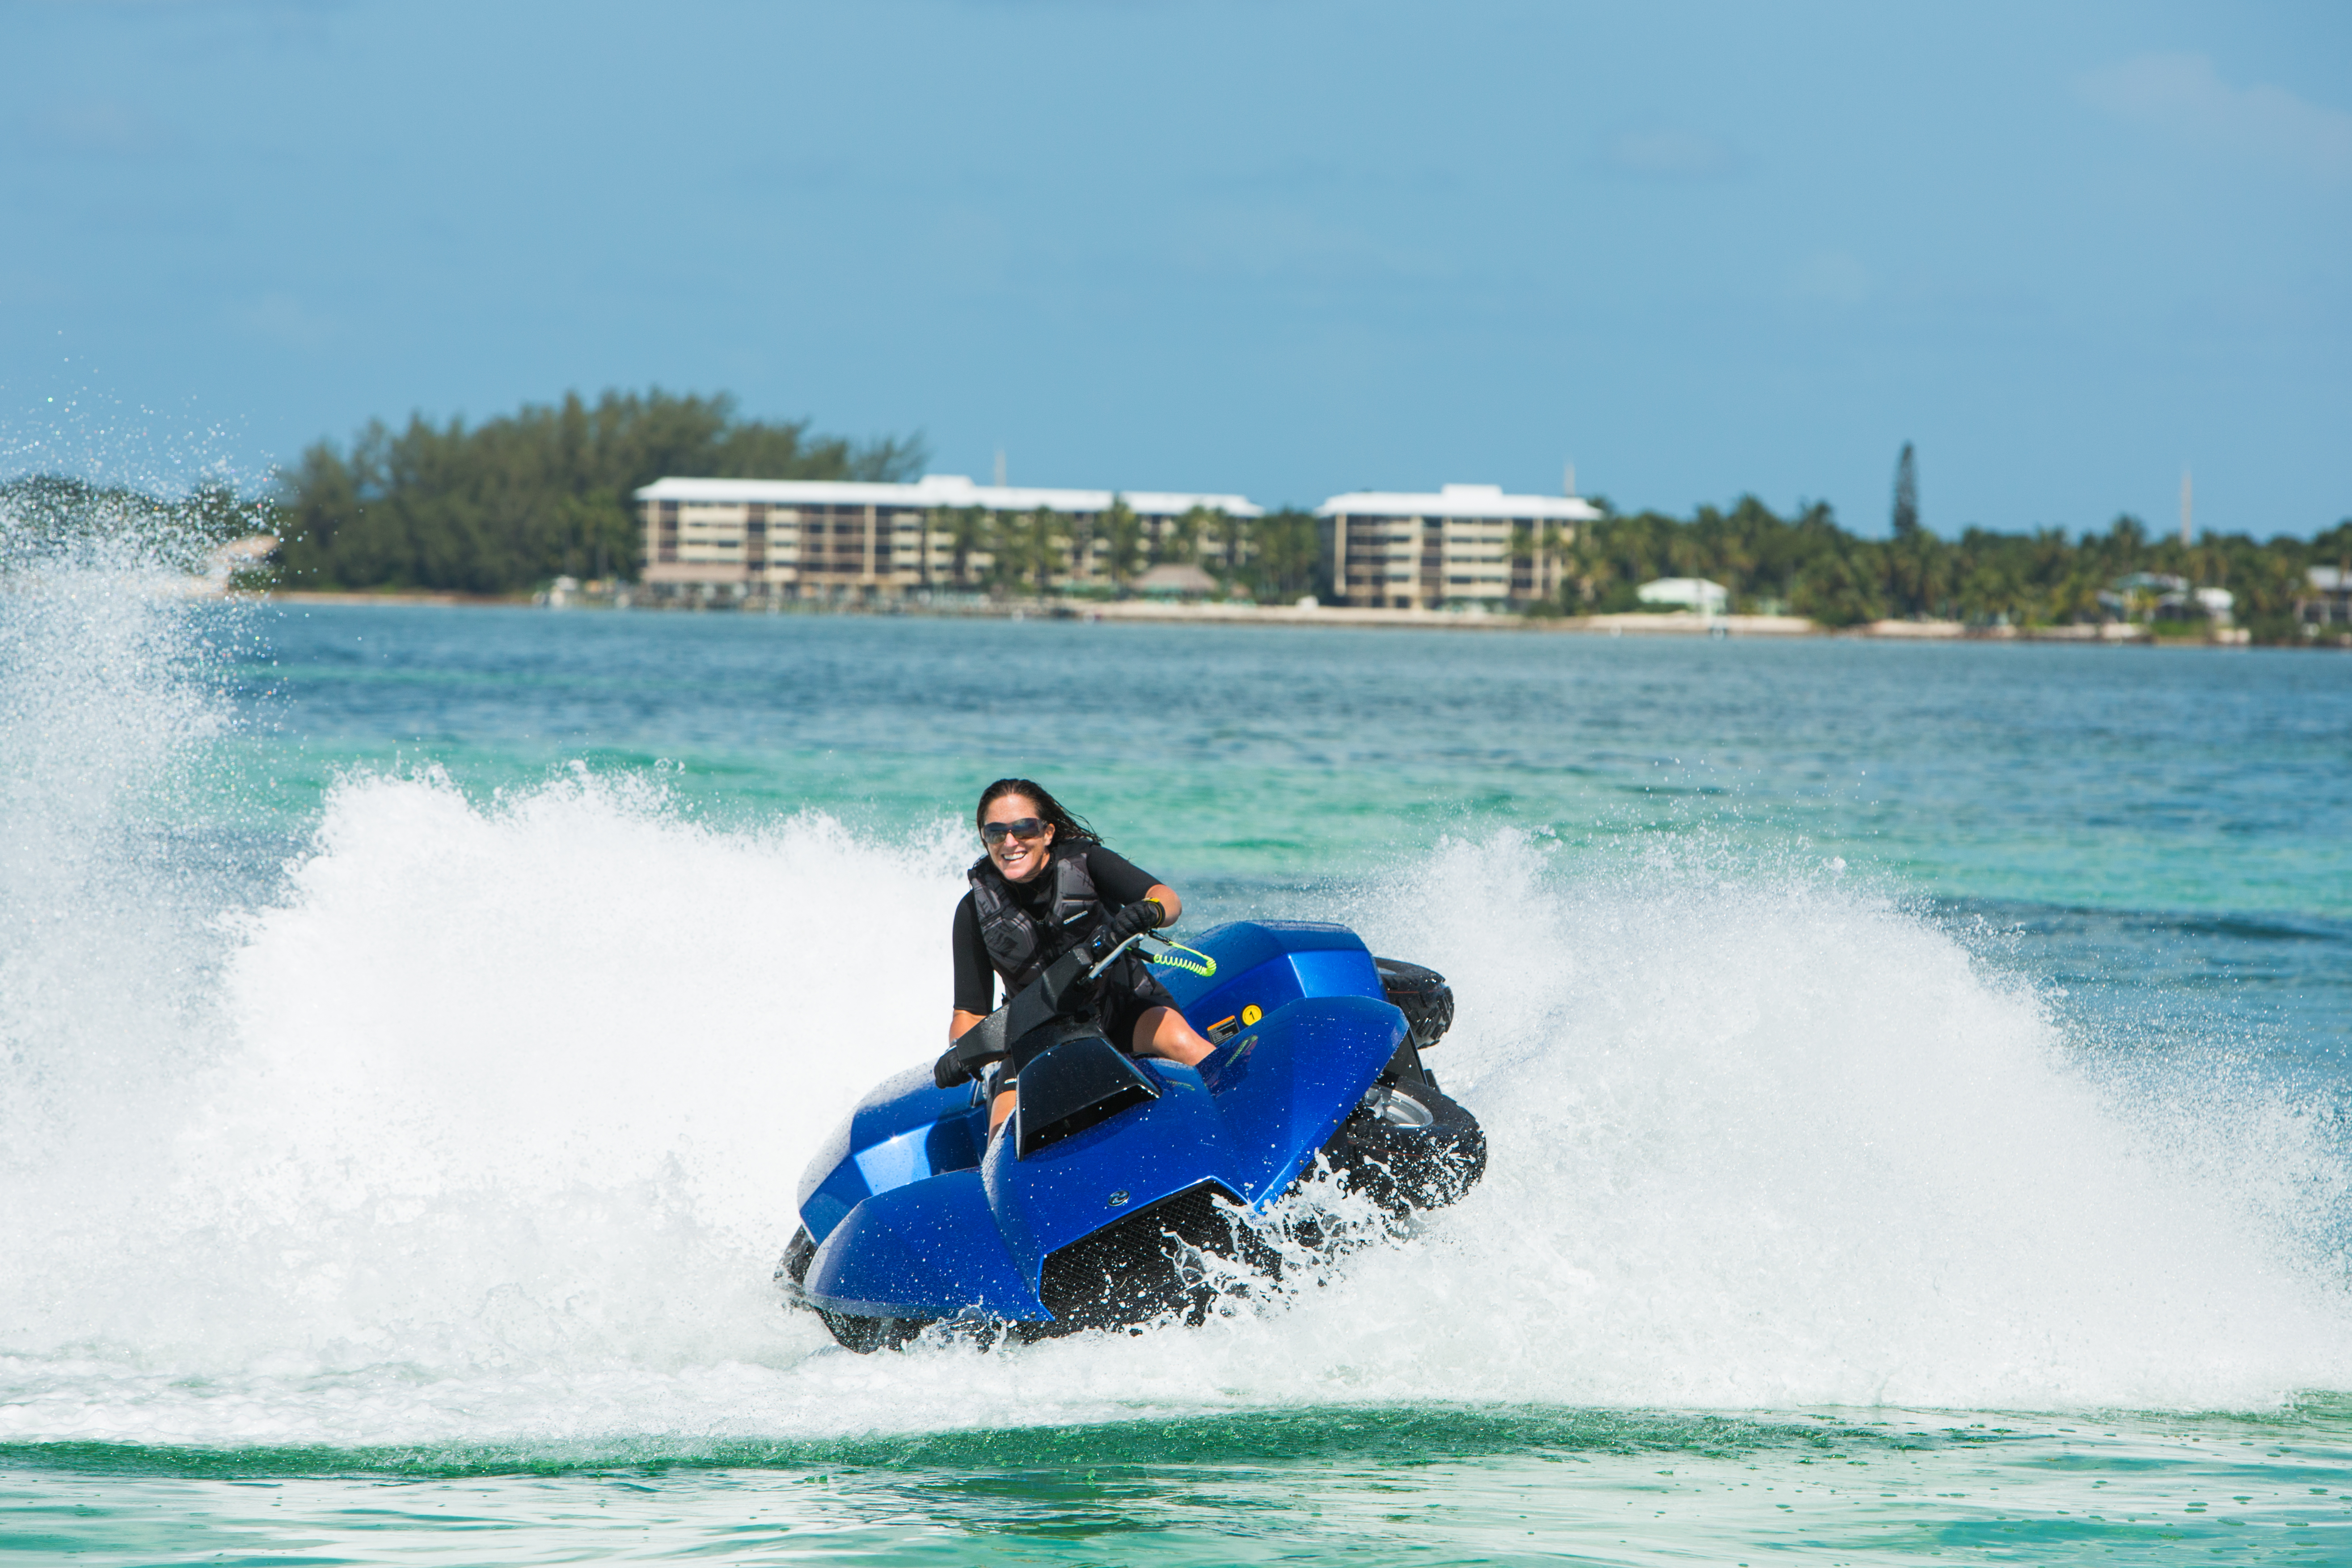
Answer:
[{"left": 975, "top": 778, "right": 1100, "bottom": 851}]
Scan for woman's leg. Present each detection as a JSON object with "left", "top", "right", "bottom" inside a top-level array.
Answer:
[
  {"left": 1130, "top": 1005, "right": 1214, "bottom": 1067},
  {"left": 993, "top": 1008, "right": 1214, "bottom": 1133}
]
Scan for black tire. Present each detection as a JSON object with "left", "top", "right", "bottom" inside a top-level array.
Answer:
[
  {"left": 778, "top": 1226, "right": 935, "bottom": 1353},
  {"left": 1024, "top": 1181, "right": 1279, "bottom": 1338},
  {"left": 1320, "top": 1078, "right": 1486, "bottom": 1214},
  {"left": 817, "top": 1309, "right": 932, "bottom": 1354},
  {"left": 776, "top": 1225, "right": 817, "bottom": 1290},
  {"left": 1373, "top": 957, "right": 1455, "bottom": 1049}
]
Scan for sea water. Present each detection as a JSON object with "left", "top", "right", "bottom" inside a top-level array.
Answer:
[{"left": 4, "top": 551, "right": 2351, "bottom": 1563}]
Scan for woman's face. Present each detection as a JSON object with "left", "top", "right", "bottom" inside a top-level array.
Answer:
[{"left": 981, "top": 793, "right": 1056, "bottom": 883}]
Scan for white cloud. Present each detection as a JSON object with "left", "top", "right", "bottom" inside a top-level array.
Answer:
[
  {"left": 2080, "top": 53, "right": 2352, "bottom": 181},
  {"left": 1601, "top": 128, "right": 1739, "bottom": 181}
]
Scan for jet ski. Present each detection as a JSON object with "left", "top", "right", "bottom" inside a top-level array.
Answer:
[{"left": 777, "top": 919, "right": 1484, "bottom": 1351}]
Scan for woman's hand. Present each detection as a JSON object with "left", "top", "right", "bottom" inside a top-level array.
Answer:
[{"left": 1101, "top": 898, "right": 1165, "bottom": 945}]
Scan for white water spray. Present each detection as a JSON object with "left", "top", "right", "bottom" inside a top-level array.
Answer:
[{"left": 3, "top": 553, "right": 2349, "bottom": 1451}]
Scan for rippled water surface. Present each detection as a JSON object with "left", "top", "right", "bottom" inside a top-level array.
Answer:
[
  {"left": 4, "top": 587, "right": 2349, "bottom": 1564},
  {"left": 12, "top": 1407, "right": 2352, "bottom": 1564}
]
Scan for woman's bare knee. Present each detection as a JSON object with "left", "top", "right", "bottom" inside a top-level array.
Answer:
[{"left": 1132, "top": 1006, "right": 1213, "bottom": 1067}]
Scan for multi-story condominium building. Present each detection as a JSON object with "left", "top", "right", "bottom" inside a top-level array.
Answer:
[
  {"left": 1316, "top": 484, "right": 1600, "bottom": 610},
  {"left": 634, "top": 474, "right": 1261, "bottom": 601}
]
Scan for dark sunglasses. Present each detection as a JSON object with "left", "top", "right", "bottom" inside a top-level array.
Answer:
[{"left": 981, "top": 817, "right": 1048, "bottom": 845}]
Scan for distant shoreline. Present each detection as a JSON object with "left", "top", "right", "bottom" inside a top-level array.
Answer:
[
  {"left": 248, "top": 589, "right": 2294, "bottom": 646},
  {"left": 267, "top": 589, "right": 522, "bottom": 609}
]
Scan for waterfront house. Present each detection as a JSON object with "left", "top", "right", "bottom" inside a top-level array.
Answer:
[
  {"left": 2300, "top": 566, "right": 2350, "bottom": 628},
  {"left": 1636, "top": 577, "right": 1730, "bottom": 615}
]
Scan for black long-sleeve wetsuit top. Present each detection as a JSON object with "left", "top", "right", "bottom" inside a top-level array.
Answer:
[{"left": 950, "top": 844, "right": 1162, "bottom": 1016}]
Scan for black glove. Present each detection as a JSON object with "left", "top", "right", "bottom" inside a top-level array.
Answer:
[
  {"left": 1100, "top": 898, "right": 1164, "bottom": 948},
  {"left": 933, "top": 1047, "right": 972, "bottom": 1089}
]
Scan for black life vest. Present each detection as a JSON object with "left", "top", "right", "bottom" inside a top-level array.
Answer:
[{"left": 968, "top": 848, "right": 1106, "bottom": 992}]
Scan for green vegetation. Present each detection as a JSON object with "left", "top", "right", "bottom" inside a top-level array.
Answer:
[
  {"left": 274, "top": 389, "right": 924, "bottom": 595},
  {"left": 1559, "top": 494, "right": 2352, "bottom": 644},
  {"left": 1238, "top": 508, "right": 1326, "bottom": 603},
  {"left": 904, "top": 501, "right": 1321, "bottom": 602},
  {"left": 4, "top": 399, "right": 2342, "bottom": 643},
  {"left": 0, "top": 474, "right": 274, "bottom": 573},
  {"left": 253, "top": 386, "right": 1318, "bottom": 601}
]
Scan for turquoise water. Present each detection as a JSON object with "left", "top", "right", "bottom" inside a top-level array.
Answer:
[
  {"left": 4, "top": 579, "right": 2352, "bottom": 1563},
  {"left": 234, "top": 607, "right": 2352, "bottom": 917},
  {"left": 11, "top": 1408, "right": 2352, "bottom": 1563},
  {"left": 229, "top": 606, "right": 2352, "bottom": 1054}
]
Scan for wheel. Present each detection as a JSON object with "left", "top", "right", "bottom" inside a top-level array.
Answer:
[
  {"left": 1321, "top": 1078, "right": 1486, "bottom": 1214},
  {"left": 778, "top": 1226, "right": 934, "bottom": 1352},
  {"left": 776, "top": 1225, "right": 817, "bottom": 1289},
  {"left": 817, "top": 1309, "right": 932, "bottom": 1354},
  {"left": 1028, "top": 1181, "right": 1279, "bottom": 1337},
  {"left": 1372, "top": 956, "right": 1455, "bottom": 1049}
]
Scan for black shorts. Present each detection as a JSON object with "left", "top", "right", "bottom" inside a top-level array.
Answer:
[
  {"left": 1000, "top": 969, "right": 1178, "bottom": 1085},
  {"left": 1099, "top": 969, "right": 1178, "bottom": 1052}
]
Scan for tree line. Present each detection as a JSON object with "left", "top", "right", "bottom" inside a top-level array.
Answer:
[
  {"left": 262, "top": 385, "right": 1326, "bottom": 601},
  {"left": 1547, "top": 490, "right": 2351, "bottom": 644},
  {"left": 918, "top": 498, "right": 1326, "bottom": 602},
  {"left": 0, "top": 473, "right": 274, "bottom": 571},
  {"left": 5, "top": 395, "right": 2345, "bottom": 642},
  {"left": 274, "top": 389, "right": 925, "bottom": 594},
  {"left": 243, "top": 385, "right": 1335, "bottom": 600}
]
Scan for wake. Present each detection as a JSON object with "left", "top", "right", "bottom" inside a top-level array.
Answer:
[{"left": 3, "top": 550, "right": 2349, "bottom": 1450}]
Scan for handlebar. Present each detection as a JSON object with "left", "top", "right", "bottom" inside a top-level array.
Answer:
[
  {"left": 1083, "top": 929, "right": 1148, "bottom": 981},
  {"left": 933, "top": 929, "right": 1216, "bottom": 1088}
]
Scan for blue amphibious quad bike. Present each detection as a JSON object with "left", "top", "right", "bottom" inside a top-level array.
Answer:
[{"left": 778, "top": 921, "right": 1484, "bottom": 1351}]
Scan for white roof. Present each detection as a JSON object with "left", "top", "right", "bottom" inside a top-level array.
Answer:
[
  {"left": 635, "top": 473, "right": 1261, "bottom": 518},
  {"left": 1637, "top": 577, "right": 1728, "bottom": 604},
  {"left": 1315, "top": 482, "right": 1599, "bottom": 522}
]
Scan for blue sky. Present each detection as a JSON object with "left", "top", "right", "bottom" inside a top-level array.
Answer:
[{"left": 4, "top": 0, "right": 2347, "bottom": 537}]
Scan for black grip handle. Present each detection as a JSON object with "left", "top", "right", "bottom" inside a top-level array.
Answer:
[{"left": 938, "top": 1008, "right": 1011, "bottom": 1086}]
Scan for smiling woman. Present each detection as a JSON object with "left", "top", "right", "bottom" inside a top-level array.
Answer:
[{"left": 947, "top": 777, "right": 1214, "bottom": 1131}]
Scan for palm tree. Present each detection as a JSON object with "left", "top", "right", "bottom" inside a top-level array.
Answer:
[
  {"left": 1026, "top": 507, "right": 1067, "bottom": 597},
  {"left": 979, "top": 509, "right": 1019, "bottom": 597},
  {"left": 1064, "top": 506, "right": 1097, "bottom": 590},
  {"left": 983, "top": 507, "right": 1066, "bottom": 599},
  {"left": 1102, "top": 495, "right": 1145, "bottom": 593},
  {"left": 939, "top": 505, "right": 988, "bottom": 589},
  {"left": 1156, "top": 506, "right": 1205, "bottom": 566},
  {"left": 1213, "top": 507, "right": 1248, "bottom": 595}
]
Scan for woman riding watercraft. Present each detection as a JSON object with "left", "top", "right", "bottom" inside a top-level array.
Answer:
[
  {"left": 778, "top": 783, "right": 1486, "bottom": 1350},
  {"left": 942, "top": 779, "right": 1215, "bottom": 1132}
]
